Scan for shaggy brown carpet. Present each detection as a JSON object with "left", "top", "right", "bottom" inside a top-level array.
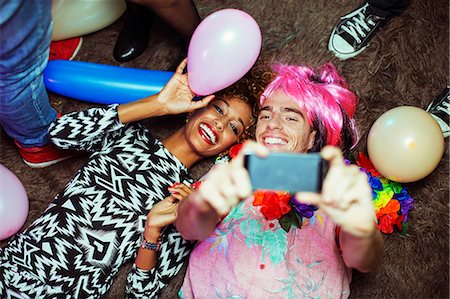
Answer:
[{"left": 1, "top": 0, "right": 448, "bottom": 298}]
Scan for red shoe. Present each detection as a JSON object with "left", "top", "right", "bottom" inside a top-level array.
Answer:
[
  {"left": 49, "top": 37, "right": 83, "bottom": 61},
  {"left": 14, "top": 141, "right": 77, "bottom": 168}
]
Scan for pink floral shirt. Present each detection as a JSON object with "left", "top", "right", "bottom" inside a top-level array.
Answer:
[{"left": 180, "top": 195, "right": 352, "bottom": 298}]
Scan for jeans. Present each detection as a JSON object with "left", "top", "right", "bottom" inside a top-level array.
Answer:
[{"left": 0, "top": 0, "right": 56, "bottom": 147}]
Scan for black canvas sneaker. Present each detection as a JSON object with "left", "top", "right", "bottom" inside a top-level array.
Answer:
[
  {"left": 426, "top": 86, "right": 450, "bottom": 138},
  {"left": 328, "top": 3, "right": 388, "bottom": 60}
]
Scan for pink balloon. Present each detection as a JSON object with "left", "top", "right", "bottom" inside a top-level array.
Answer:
[
  {"left": 0, "top": 164, "right": 29, "bottom": 240},
  {"left": 188, "top": 9, "right": 262, "bottom": 96}
]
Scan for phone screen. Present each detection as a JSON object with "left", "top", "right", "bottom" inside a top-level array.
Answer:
[{"left": 244, "top": 152, "right": 327, "bottom": 193}]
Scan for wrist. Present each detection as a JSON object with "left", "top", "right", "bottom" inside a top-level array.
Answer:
[
  {"left": 140, "top": 232, "right": 162, "bottom": 251},
  {"left": 144, "top": 226, "right": 162, "bottom": 242},
  {"left": 154, "top": 93, "right": 170, "bottom": 115},
  {"left": 144, "top": 93, "right": 169, "bottom": 117},
  {"left": 345, "top": 221, "right": 378, "bottom": 239}
]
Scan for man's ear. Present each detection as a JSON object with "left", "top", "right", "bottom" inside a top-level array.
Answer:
[{"left": 306, "top": 130, "right": 316, "bottom": 151}]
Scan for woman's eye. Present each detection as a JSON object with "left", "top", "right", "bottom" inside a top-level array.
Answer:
[
  {"left": 259, "top": 114, "right": 271, "bottom": 120},
  {"left": 230, "top": 123, "right": 239, "bottom": 135},
  {"left": 214, "top": 104, "right": 224, "bottom": 115}
]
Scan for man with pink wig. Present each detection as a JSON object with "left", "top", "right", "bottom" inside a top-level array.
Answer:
[{"left": 175, "top": 63, "right": 383, "bottom": 298}]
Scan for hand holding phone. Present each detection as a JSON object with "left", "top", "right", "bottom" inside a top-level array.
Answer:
[{"left": 243, "top": 152, "right": 328, "bottom": 193}]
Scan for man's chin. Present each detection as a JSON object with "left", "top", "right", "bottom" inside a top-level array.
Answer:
[{"left": 265, "top": 145, "right": 291, "bottom": 152}]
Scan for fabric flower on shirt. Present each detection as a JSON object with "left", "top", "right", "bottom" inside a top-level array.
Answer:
[
  {"left": 214, "top": 142, "right": 244, "bottom": 164},
  {"left": 290, "top": 199, "right": 318, "bottom": 219},
  {"left": 229, "top": 143, "right": 244, "bottom": 159},
  {"left": 252, "top": 190, "right": 318, "bottom": 232},
  {"left": 253, "top": 190, "right": 291, "bottom": 220}
]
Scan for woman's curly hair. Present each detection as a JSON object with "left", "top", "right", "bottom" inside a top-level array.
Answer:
[{"left": 217, "top": 65, "right": 273, "bottom": 141}]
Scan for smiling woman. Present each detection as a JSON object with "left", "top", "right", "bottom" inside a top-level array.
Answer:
[
  {"left": 180, "top": 97, "right": 252, "bottom": 159},
  {"left": 0, "top": 59, "right": 256, "bottom": 298}
]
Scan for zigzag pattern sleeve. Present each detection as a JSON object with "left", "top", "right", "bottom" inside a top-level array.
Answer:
[
  {"left": 125, "top": 265, "right": 165, "bottom": 299},
  {"left": 48, "top": 104, "right": 125, "bottom": 152},
  {"left": 125, "top": 227, "right": 195, "bottom": 298}
]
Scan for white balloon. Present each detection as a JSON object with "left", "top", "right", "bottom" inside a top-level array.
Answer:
[
  {"left": 52, "top": 0, "right": 126, "bottom": 41},
  {"left": 368, "top": 106, "right": 445, "bottom": 182}
]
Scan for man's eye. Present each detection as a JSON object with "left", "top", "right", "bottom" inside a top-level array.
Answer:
[
  {"left": 214, "top": 105, "right": 224, "bottom": 115},
  {"left": 259, "top": 114, "right": 271, "bottom": 120}
]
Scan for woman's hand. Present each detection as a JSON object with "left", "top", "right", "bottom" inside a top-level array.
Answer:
[
  {"left": 144, "top": 183, "right": 193, "bottom": 239},
  {"left": 295, "top": 146, "right": 376, "bottom": 237},
  {"left": 136, "top": 183, "right": 193, "bottom": 270},
  {"left": 156, "top": 58, "right": 215, "bottom": 115}
]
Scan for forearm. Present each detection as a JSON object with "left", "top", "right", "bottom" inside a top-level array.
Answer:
[
  {"left": 118, "top": 94, "right": 169, "bottom": 124},
  {"left": 175, "top": 195, "right": 220, "bottom": 241},
  {"left": 49, "top": 105, "right": 125, "bottom": 151},
  {"left": 135, "top": 228, "right": 161, "bottom": 270},
  {"left": 340, "top": 228, "right": 384, "bottom": 273}
]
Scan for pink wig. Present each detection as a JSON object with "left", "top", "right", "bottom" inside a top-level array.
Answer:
[{"left": 260, "top": 63, "right": 359, "bottom": 152}]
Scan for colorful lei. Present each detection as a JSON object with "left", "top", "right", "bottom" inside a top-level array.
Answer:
[
  {"left": 355, "top": 152, "right": 414, "bottom": 235},
  {"left": 215, "top": 143, "right": 414, "bottom": 235}
]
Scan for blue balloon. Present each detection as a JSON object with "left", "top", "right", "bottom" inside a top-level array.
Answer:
[{"left": 44, "top": 60, "right": 174, "bottom": 104}]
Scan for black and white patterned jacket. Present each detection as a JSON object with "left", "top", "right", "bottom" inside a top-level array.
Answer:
[{"left": 0, "top": 105, "right": 194, "bottom": 299}]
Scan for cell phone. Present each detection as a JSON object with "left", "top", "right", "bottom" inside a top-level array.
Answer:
[{"left": 243, "top": 152, "right": 328, "bottom": 193}]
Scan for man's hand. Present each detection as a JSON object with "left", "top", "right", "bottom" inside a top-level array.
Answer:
[
  {"left": 295, "top": 146, "right": 376, "bottom": 237},
  {"left": 189, "top": 140, "right": 267, "bottom": 217},
  {"left": 176, "top": 141, "right": 269, "bottom": 240},
  {"left": 189, "top": 162, "right": 251, "bottom": 217}
]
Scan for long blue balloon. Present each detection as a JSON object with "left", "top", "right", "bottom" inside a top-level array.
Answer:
[{"left": 44, "top": 60, "right": 174, "bottom": 104}]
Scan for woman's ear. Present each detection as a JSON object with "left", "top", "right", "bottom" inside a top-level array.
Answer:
[
  {"left": 306, "top": 130, "right": 316, "bottom": 151},
  {"left": 186, "top": 112, "right": 194, "bottom": 123}
]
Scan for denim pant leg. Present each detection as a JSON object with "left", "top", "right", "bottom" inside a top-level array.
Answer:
[{"left": 0, "top": 0, "right": 56, "bottom": 147}]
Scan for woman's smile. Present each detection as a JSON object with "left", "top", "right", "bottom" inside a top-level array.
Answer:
[{"left": 198, "top": 122, "right": 218, "bottom": 145}]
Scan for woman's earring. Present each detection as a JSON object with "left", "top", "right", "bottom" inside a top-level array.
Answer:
[
  {"left": 215, "top": 151, "right": 231, "bottom": 164},
  {"left": 186, "top": 112, "right": 193, "bottom": 123}
]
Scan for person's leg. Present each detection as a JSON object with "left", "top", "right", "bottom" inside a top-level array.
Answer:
[
  {"left": 141, "top": 0, "right": 200, "bottom": 50},
  {"left": 113, "top": 1, "right": 154, "bottom": 62},
  {"left": 366, "top": 0, "right": 411, "bottom": 18},
  {"left": 113, "top": 0, "right": 200, "bottom": 62},
  {"left": 0, "top": 0, "right": 75, "bottom": 167},
  {"left": 0, "top": 0, "right": 55, "bottom": 147},
  {"left": 328, "top": 0, "right": 410, "bottom": 60},
  {"left": 426, "top": 86, "right": 450, "bottom": 138}
]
